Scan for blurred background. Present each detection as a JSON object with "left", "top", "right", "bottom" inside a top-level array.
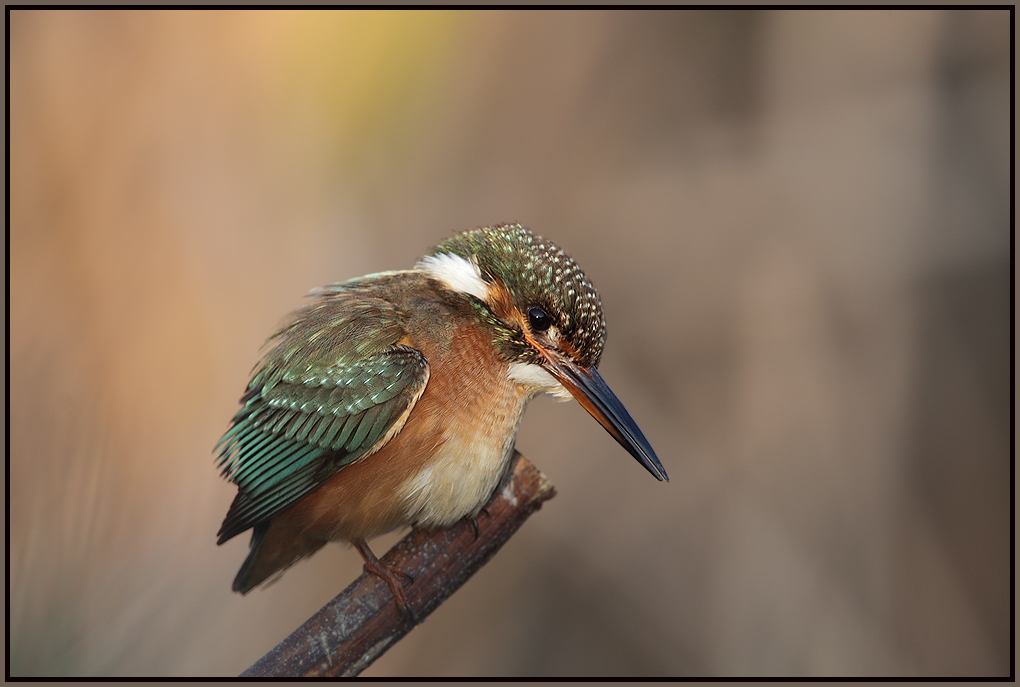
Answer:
[{"left": 9, "top": 9, "right": 1011, "bottom": 677}]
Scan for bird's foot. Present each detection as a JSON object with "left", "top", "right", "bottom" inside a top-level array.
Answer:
[{"left": 353, "top": 540, "right": 415, "bottom": 621}]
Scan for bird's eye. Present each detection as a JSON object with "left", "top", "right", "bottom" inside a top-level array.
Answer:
[{"left": 528, "top": 307, "right": 552, "bottom": 332}]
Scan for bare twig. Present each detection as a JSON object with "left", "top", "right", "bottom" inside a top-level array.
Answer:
[{"left": 240, "top": 451, "right": 556, "bottom": 677}]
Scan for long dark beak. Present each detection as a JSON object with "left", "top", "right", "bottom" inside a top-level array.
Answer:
[{"left": 541, "top": 354, "right": 668, "bottom": 482}]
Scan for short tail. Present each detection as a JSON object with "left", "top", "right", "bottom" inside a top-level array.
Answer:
[{"left": 232, "top": 521, "right": 327, "bottom": 594}]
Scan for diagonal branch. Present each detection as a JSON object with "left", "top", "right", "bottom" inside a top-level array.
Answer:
[{"left": 240, "top": 451, "right": 556, "bottom": 677}]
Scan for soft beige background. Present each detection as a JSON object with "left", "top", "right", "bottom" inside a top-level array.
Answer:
[{"left": 9, "top": 9, "right": 1011, "bottom": 677}]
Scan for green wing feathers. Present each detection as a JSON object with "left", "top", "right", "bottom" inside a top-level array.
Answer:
[{"left": 215, "top": 289, "right": 429, "bottom": 545}]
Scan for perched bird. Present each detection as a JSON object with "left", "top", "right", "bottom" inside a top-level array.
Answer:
[{"left": 215, "top": 223, "right": 667, "bottom": 612}]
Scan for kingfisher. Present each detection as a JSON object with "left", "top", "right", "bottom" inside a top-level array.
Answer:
[{"left": 215, "top": 223, "right": 667, "bottom": 613}]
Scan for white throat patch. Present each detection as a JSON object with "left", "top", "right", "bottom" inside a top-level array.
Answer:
[
  {"left": 508, "top": 362, "right": 573, "bottom": 401},
  {"left": 416, "top": 252, "right": 490, "bottom": 302}
]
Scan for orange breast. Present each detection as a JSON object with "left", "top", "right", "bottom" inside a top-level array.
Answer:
[{"left": 272, "top": 320, "right": 529, "bottom": 543}]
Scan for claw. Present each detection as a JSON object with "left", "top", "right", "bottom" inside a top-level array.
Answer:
[
  {"left": 353, "top": 539, "right": 414, "bottom": 620},
  {"left": 466, "top": 506, "right": 491, "bottom": 540}
]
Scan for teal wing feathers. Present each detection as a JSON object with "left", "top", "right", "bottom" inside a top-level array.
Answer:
[{"left": 215, "top": 286, "right": 429, "bottom": 545}]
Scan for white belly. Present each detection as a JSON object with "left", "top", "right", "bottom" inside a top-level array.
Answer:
[{"left": 398, "top": 391, "right": 529, "bottom": 528}]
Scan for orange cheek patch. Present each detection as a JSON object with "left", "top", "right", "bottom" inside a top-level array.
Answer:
[
  {"left": 557, "top": 337, "right": 578, "bottom": 360},
  {"left": 487, "top": 279, "right": 527, "bottom": 330}
]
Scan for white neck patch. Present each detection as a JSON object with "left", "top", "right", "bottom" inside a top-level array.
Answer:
[
  {"left": 508, "top": 362, "right": 573, "bottom": 401},
  {"left": 416, "top": 252, "right": 491, "bottom": 302}
]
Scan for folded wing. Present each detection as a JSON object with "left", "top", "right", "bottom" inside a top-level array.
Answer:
[{"left": 214, "top": 288, "right": 429, "bottom": 544}]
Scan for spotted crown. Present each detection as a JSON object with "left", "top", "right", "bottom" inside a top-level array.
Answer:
[{"left": 430, "top": 223, "right": 607, "bottom": 369}]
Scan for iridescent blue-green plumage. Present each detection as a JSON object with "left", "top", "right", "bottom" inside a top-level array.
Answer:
[{"left": 215, "top": 279, "right": 429, "bottom": 547}]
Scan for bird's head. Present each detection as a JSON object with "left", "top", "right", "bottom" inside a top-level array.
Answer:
[{"left": 417, "top": 223, "right": 668, "bottom": 482}]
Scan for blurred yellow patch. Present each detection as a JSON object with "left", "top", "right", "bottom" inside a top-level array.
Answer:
[{"left": 264, "top": 10, "right": 462, "bottom": 155}]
